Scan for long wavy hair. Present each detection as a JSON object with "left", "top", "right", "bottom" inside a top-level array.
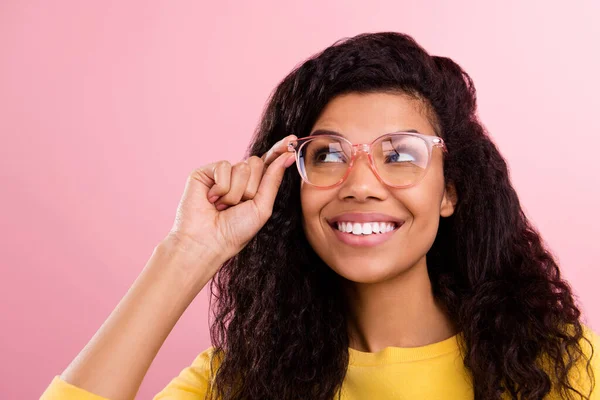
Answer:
[{"left": 206, "top": 32, "right": 595, "bottom": 400}]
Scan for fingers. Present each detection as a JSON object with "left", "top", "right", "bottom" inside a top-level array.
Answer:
[
  {"left": 253, "top": 152, "right": 296, "bottom": 219},
  {"left": 205, "top": 161, "right": 232, "bottom": 200},
  {"left": 201, "top": 135, "right": 298, "bottom": 212},
  {"left": 212, "top": 161, "right": 251, "bottom": 210},
  {"left": 206, "top": 156, "right": 264, "bottom": 210},
  {"left": 261, "top": 135, "right": 297, "bottom": 166},
  {"left": 241, "top": 156, "right": 264, "bottom": 201}
]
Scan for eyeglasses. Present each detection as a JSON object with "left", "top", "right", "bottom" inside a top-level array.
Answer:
[{"left": 286, "top": 131, "right": 447, "bottom": 189}]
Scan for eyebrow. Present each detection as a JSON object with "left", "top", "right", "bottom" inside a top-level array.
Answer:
[{"left": 309, "top": 128, "right": 420, "bottom": 137}]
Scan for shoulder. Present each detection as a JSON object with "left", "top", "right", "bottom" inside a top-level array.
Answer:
[
  {"left": 190, "top": 346, "right": 221, "bottom": 370},
  {"left": 576, "top": 324, "right": 599, "bottom": 373},
  {"left": 153, "top": 346, "right": 222, "bottom": 399},
  {"left": 194, "top": 346, "right": 226, "bottom": 378},
  {"left": 582, "top": 325, "right": 599, "bottom": 356},
  {"left": 569, "top": 324, "right": 600, "bottom": 399}
]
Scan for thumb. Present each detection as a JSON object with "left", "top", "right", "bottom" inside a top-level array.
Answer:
[{"left": 252, "top": 152, "right": 295, "bottom": 219}]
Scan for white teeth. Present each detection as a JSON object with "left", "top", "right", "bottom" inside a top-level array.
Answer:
[
  {"left": 362, "top": 223, "right": 372, "bottom": 235},
  {"left": 372, "top": 222, "right": 380, "bottom": 233},
  {"left": 335, "top": 221, "right": 398, "bottom": 235}
]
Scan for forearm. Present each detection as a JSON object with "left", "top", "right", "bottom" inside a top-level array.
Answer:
[{"left": 60, "top": 239, "right": 220, "bottom": 400}]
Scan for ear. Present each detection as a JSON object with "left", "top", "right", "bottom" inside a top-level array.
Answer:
[{"left": 440, "top": 182, "right": 457, "bottom": 218}]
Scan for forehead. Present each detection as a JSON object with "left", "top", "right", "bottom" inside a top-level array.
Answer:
[{"left": 310, "top": 92, "right": 437, "bottom": 142}]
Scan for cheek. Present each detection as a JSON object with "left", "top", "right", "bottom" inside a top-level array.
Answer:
[
  {"left": 404, "top": 188, "right": 441, "bottom": 218},
  {"left": 397, "top": 169, "right": 445, "bottom": 236},
  {"left": 409, "top": 161, "right": 446, "bottom": 211},
  {"left": 300, "top": 187, "right": 317, "bottom": 229},
  {"left": 300, "top": 186, "right": 331, "bottom": 243}
]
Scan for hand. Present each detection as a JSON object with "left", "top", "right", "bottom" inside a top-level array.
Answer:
[{"left": 164, "top": 135, "right": 298, "bottom": 268}]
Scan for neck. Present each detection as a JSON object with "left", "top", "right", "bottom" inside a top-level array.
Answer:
[{"left": 343, "top": 256, "right": 457, "bottom": 353}]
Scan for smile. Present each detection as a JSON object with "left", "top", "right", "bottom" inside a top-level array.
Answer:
[
  {"left": 334, "top": 221, "right": 397, "bottom": 235},
  {"left": 328, "top": 220, "right": 403, "bottom": 247}
]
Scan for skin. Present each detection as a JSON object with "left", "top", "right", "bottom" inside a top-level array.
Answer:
[{"left": 300, "top": 92, "right": 459, "bottom": 353}]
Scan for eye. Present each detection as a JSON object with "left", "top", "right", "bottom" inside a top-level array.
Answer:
[
  {"left": 384, "top": 148, "right": 416, "bottom": 163},
  {"left": 313, "top": 149, "right": 346, "bottom": 163}
]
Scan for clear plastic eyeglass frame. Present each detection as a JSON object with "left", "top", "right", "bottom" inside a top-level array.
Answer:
[{"left": 286, "top": 131, "right": 447, "bottom": 189}]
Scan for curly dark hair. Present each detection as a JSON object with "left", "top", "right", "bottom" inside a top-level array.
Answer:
[{"left": 206, "top": 32, "right": 595, "bottom": 399}]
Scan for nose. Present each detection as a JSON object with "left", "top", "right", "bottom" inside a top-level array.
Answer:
[{"left": 337, "top": 150, "right": 388, "bottom": 202}]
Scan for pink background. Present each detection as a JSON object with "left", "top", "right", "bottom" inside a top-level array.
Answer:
[{"left": 1, "top": 1, "right": 599, "bottom": 398}]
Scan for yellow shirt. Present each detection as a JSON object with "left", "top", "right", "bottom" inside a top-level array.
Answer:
[{"left": 41, "top": 327, "right": 600, "bottom": 399}]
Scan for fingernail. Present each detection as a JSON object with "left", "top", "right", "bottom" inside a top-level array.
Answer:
[
  {"left": 208, "top": 195, "right": 219, "bottom": 203},
  {"left": 216, "top": 203, "right": 228, "bottom": 211}
]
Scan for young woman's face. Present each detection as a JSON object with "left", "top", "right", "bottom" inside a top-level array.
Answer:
[{"left": 300, "top": 92, "right": 456, "bottom": 284}]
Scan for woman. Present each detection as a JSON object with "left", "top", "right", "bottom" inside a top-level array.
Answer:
[{"left": 42, "top": 32, "right": 598, "bottom": 399}]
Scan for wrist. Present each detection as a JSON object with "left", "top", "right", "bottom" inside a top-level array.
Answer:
[
  {"left": 152, "top": 235, "right": 225, "bottom": 294},
  {"left": 160, "top": 233, "right": 225, "bottom": 264}
]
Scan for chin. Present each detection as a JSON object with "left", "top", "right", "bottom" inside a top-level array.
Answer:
[{"left": 326, "top": 258, "right": 404, "bottom": 284}]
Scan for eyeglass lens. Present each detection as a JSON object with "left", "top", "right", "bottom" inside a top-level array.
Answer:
[{"left": 297, "top": 135, "right": 430, "bottom": 187}]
